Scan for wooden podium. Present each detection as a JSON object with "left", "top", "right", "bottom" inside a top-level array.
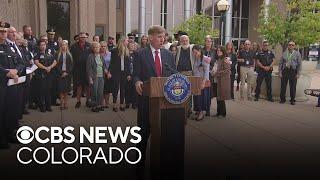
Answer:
[{"left": 143, "top": 76, "right": 202, "bottom": 179}]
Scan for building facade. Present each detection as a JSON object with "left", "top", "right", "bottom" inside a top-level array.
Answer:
[{"left": 0, "top": 0, "right": 285, "bottom": 48}]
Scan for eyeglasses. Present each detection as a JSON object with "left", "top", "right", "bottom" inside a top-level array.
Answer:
[
  {"left": 263, "top": 44, "right": 269, "bottom": 46},
  {"left": 288, "top": 44, "right": 295, "bottom": 46}
]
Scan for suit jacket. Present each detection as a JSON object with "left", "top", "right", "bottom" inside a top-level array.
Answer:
[
  {"left": 133, "top": 45, "right": 176, "bottom": 84},
  {"left": 108, "top": 48, "right": 130, "bottom": 82},
  {"left": 175, "top": 44, "right": 195, "bottom": 70},
  {"left": 55, "top": 52, "right": 73, "bottom": 76},
  {"left": 86, "top": 53, "right": 105, "bottom": 81}
]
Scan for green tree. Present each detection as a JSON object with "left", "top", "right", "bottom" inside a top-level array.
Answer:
[
  {"left": 257, "top": 0, "right": 320, "bottom": 51},
  {"left": 173, "top": 14, "right": 219, "bottom": 45}
]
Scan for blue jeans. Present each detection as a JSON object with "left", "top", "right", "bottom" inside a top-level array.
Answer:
[{"left": 92, "top": 77, "right": 104, "bottom": 107}]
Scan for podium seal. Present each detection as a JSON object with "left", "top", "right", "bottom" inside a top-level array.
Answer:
[{"left": 163, "top": 73, "right": 191, "bottom": 104}]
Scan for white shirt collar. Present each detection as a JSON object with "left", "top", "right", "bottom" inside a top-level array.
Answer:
[
  {"left": 150, "top": 45, "right": 160, "bottom": 54},
  {"left": 6, "top": 39, "right": 14, "bottom": 45}
]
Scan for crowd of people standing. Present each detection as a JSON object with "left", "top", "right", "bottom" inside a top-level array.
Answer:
[{"left": 1, "top": 18, "right": 317, "bottom": 149}]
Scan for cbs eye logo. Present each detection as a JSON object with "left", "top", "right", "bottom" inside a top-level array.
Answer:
[{"left": 16, "top": 126, "right": 34, "bottom": 144}]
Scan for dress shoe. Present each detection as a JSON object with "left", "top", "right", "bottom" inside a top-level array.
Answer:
[
  {"left": 46, "top": 107, "right": 53, "bottom": 112},
  {"left": 254, "top": 98, "right": 259, "bottom": 101},
  {"left": 268, "top": 99, "right": 274, "bottom": 102},
  {"left": 75, "top": 102, "right": 81, "bottom": 108},
  {"left": 28, "top": 104, "right": 37, "bottom": 109},
  {"left": 104, "top": 105, "right": 109, "bottom": 109},
  {"left": 40, "top": 106, "right": 46, "bottom": 113},
  {"left": 196, "top": 113, "right": 204, "bottom": 121},
  {"left": 125, "top": 104, "right": 130, "bottom": 108},
  {"left": 316, "top": 104, "right": 320, "bottom": 107},
  {"left": 99, "top": 107, "right": 104, "bottom": 111},
  {"left": 86, "top": 101, "right": 92, "bottom": 108},
  {"left": 205, "top": 111, "right": 210, "bottom": 116},
  {"left": 132, "top": 105, "right": 136, "bottom": 109},
  {"left": 120, "top": 107, "right": 125, "bottom": 111},
  {"left": 279, "top": 100, "right": 285, "bottom": 104},
  {"left": 290, "top": 101, "right": 295, "bottom": 105},
  {"left": 113, "top": 107, "right": 118, "bottom": 112},
  {"left": 91, "top": 107, "right": 100, "bottom": 112}
]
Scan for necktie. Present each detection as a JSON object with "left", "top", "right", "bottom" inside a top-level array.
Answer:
[{"left": 155, "top": 50, "right": 161, "bottom": 77}]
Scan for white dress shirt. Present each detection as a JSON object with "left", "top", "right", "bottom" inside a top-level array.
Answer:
[{"left": 6, "top": 39, "right": 22, "bottom": 59}]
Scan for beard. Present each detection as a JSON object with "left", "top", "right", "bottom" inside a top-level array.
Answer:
[{"left": 181, "top": 44, "right": 190, "bottom": 50}]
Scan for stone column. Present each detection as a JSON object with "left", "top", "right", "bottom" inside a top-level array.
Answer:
[
  {"left": 125, "top": 0, "right": 131, "bottom": 35},
  {"left": 78, "top": 0, "right": 95, "bottom": 40},
  {"left": 107, "top": 0, "right": 116, "bottom": 39},
  {"left": 31, "top": 0, "right": 47, "bottom": 37},
  {"left": 139, "top": 0, "right": 146, "bottom": 36},
  {"left": 224, "top": 0, "right": 232, "bottom": 44},
  {"left": 184, "top": 0, "right": 191, "bottom": 20}
]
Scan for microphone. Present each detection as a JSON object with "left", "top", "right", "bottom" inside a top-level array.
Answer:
[{"left": 164, "top": 63, "right": 178, "bottom": 74}]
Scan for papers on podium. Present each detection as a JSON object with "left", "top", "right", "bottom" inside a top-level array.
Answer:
[
  {"left": 7, "top": 76, "right": 26, "bottom": 86},
  {"left": 26, "top": 64, "right": 38, "bottom": 74}
]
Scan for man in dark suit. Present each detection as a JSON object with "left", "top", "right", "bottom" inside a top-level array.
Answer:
[{"left": 133, "top": 25, "right": 176, "bottom": 179}]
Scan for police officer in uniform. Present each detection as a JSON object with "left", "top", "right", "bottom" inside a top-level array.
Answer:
[
  {"left": 6, "top": 27, "right": 26, "bottom": 120},
  {"left": 19, "top": 38, "right": 34, "bottom": 115},
  {"left": 47, "top": 28, "right": 60, "bottom": 106},
  {"left": 0, "top": 21, "right": 24, "bottom": 148},
  {"left": 23, "top": 25, "right": 38, "bottom": 54},
  {"left": 254, "top": 40, "right": 275, "bottom": 102},
  {"left": 34, "top": 40, "right": 57, "bottom": 112}
]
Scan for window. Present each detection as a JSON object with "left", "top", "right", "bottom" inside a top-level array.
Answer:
[
  {"left": 47, "top": 0, "right": 70, "bottom": 41},
  {"left": 160, "top": 0, "right": 168, "bottom": 29},
  {"left": 95, "top": 26, "right": 104, "bottom": 41}
]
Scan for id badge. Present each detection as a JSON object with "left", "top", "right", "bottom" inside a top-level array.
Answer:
[
  {"left": 40, "top": 55, "right": 44, "bottom": 59},
  {"left": 246, "top": 60, "right": 249, "bottom": 65}
]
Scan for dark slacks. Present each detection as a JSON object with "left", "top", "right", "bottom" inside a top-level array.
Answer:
[
  {"left": 280, "top": 68, "right": 297, "bottom": 102},
  {"left": 318, "top": 97, "right": 320, "bottom": 106},
  {"left": 112, "top": 71, "right": 126, "bottom": 104},
  {"left": 193, "top": 87, "right": 210, "bottom": 112},
  {"left": 0, "top": 85, "right": 8, "bottom": 145},
  {"left": 255, "top": 71, "right": 272, "bottom": 100},
  {"left": 17, "top": 84, "right": 24, "bottom": 119},
  {"left": 5, "top": 85, "right": 19, "bottom": 137},
  {"left": 230, "top": 73, "right": 236, "bottom": 99},
  {"left": 217, "top": 100, "right": 226, "bottom": 116},
  {"left": 51, "top": 70, "right": 59, "bottom": 104},
  {"left": 125, "top": 78, "right": 136, "bottom": 105},
  {"left": 38, "top": 76, "right": 52, "bottom": 108},
  {"left": 136, "top": 96, "right": 150, "bottom": 179},
  {"left": 236, "top": 65, "right": 241, "bottom": 84},
  {"left": 23, "top": 75, "right": 31, "bottom": 110}
]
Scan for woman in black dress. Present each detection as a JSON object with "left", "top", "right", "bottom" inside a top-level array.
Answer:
[{"left": 55, "top": 40, "right": 73, "bottom": 110}]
